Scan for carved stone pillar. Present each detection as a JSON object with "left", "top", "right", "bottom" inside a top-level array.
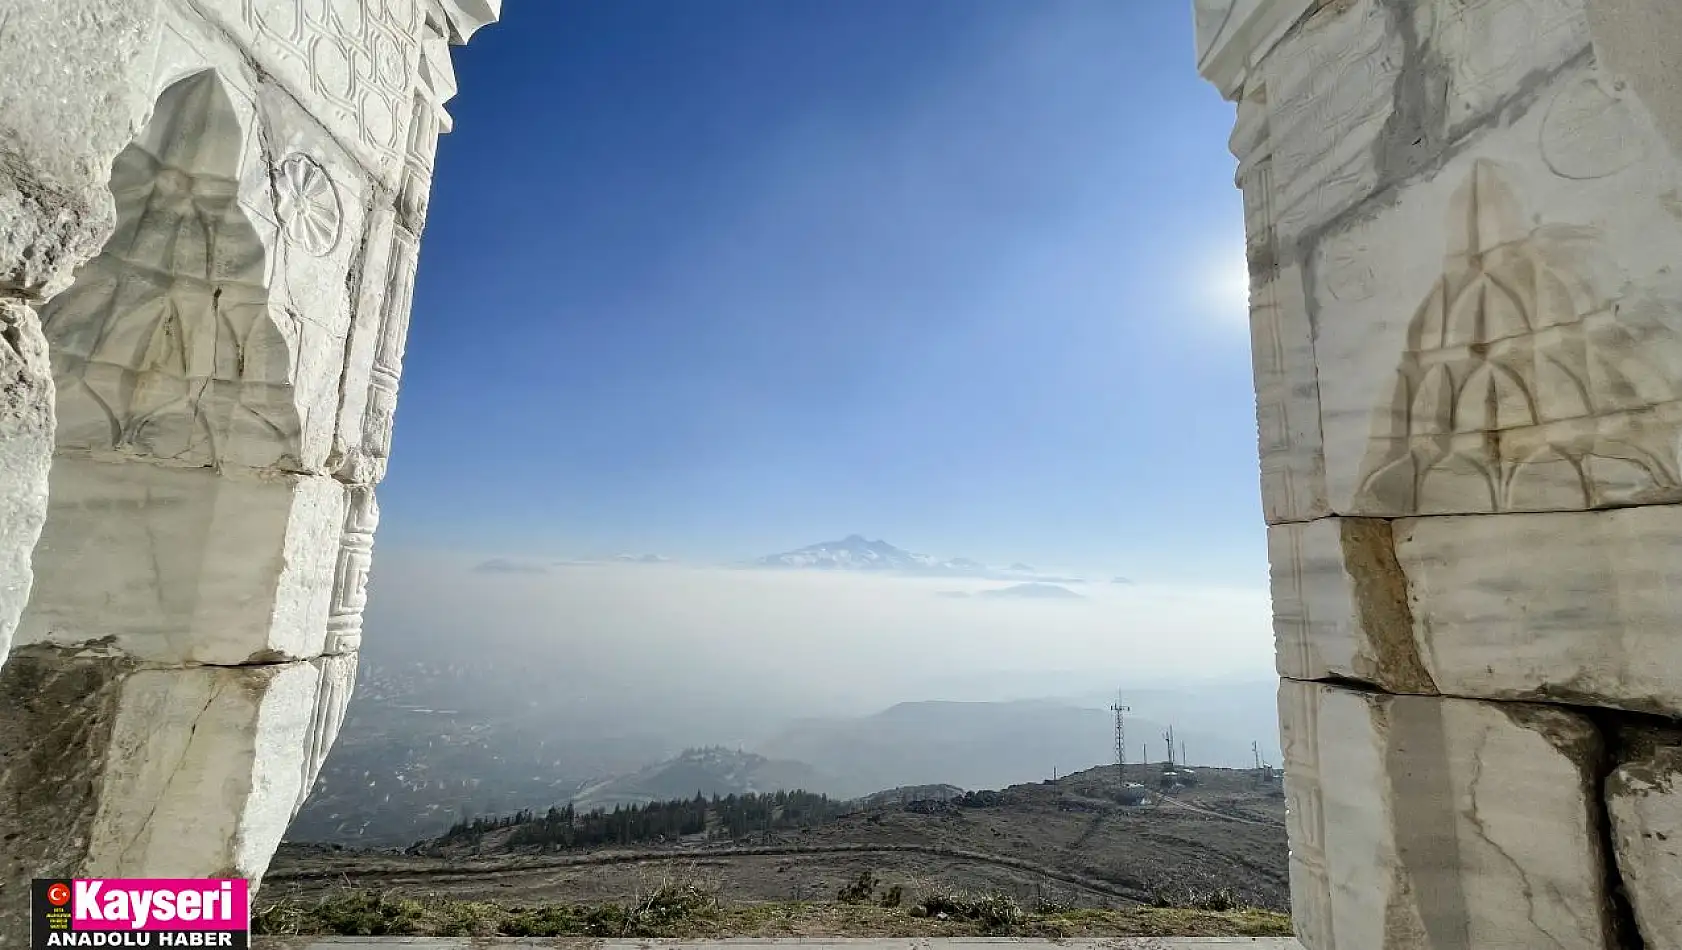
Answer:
[
  {"left": 1197, "top": 0, "right": 1682, "bottom": 946},
  {"left": 0, "top": 0, "right": 498, "bottom": 939},
  {"left": 0, "top": 0, "right": 172, "bottom": 682}
]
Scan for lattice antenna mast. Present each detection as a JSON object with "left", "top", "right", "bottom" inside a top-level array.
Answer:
[{"left": 1110, "top": 692, "right": 1130, "bottom": 789}]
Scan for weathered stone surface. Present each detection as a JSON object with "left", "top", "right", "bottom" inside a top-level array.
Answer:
[
  {"left": 1219, "top": 0, "right": 1682, "bottom": 525},
  {"left": 1308, "top": 53, "right": 1682, "bottom": 519},
  {"left": 1193, "top": 0, "right": 1317, "bottom": 100},
  {"left": 17, "top": 459, "right": 344, "bottom": 665},
  {"left": 1272, "top": 505, "right": 1682, "bottom": 716},
  {"left": 1240, "top": 124, "right": 1330, "bottom": 524},
  {"left": 0, "top": 0, "right": 165, "bottom": 299},
  {"left": 187, "top": 0, "right": 426, "bottom": 190},
  {"left": 441, "top": 0, "right": 505, "bottom": 45},
  {"left": 1395, "top": 504, "right": 1682, "bottom": 715},
  {"left": 1608, "top": 735, "right": 1682, "bottom": 950},
  {"left": 0, "top": 648, "right": 132, "bottom": 941},
  {"left": 0, "top": 304, "right": 53, "bottom": 669},
  {"left": 1254, "top": 0, "right": 1402, "bottom": 251},
  {"left": 84, "top": 655, "right": 357, "bottom": 879},
  {"left": 0, "top": 0, "right": 498, "bottom": 929},
  {"left": 1588, "top": 0, "right": 1682, "bottom": 160},
  {"left": 1267, "top": 518, "right": 1434, "bottom": 692},
  {"left": 1202, "top": 2, "right": 1682, "bottom": 949},
  {"left": 37, "top": 64, "right": 370, "bottom": 477},
  {"left": 1279, "top": 679, "right": 1614, "bottom": 950},
  {"left": 1425, "top": 0, "right": 1592, "bottom": 134},
  {"left": 0, "top": 650, "right": 352, "bottom": 933}
]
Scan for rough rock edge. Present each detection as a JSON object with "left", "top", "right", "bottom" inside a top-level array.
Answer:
[
  {"left": 1338, "top": 518, "right": 1436, "bottom": 695},
  {"left": 0, "top": 647, "right": 136, "bottom": 944}
]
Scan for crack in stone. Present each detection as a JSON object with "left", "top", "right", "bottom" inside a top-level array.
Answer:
[
  {"left": 1463, "top": 725, "right": 1569, "bottom": 950},
  {"left": 1596, "top": 718, "right": 1654, "bottom": 949},
  {"left": 115, "top": 682, "right": 223, "bottom": 868}
]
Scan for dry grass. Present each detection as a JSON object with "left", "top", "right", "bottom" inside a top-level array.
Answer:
[{"left": 253, "top": 884, "right": 1292, "bottom": 940}]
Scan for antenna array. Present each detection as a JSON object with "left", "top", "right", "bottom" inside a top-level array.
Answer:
[{"left": 1110, "top": 691, "right": 1130, "bottom": 790}]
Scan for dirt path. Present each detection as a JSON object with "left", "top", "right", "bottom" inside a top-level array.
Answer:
[{"left": 1153, "top": 795, "right": 1282, "bottom": 828}]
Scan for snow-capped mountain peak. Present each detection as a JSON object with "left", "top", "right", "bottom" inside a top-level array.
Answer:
[
  {"left": 753, "top": 535, "right": 937, "bottom": 571},
  {"left": 750, "top": 537, "right": 1077, "bottom": 583}
]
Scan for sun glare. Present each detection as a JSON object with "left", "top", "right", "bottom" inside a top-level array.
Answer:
[
  {"left": 1209, "top": 245, "right": 1252, "bottom": 329},
  {"left": 1185, "top": 240, "right": 1252, "bottom": 334}
]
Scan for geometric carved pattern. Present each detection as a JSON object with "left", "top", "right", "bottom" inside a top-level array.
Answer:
[
  {"left": 275, "top": 154, "right": 344, "bottom": 256},
  {"left": 40, "top": 70, "right": 302, "bottom": 467},
  {"left": 241, "top": 0, "right": 422, "bottom": 179},
  {"left": 1278, "top": 680, "right": 1333, "bottom": 950},
  {"left": 1358, "top": 159, "right": 1682, "bottom": 515},
  {"left": 1268, "top": 524, "right": 1316, "bottom": 680},
  {"left": 325, "top": 485, "right": 379, "bottom": 655},
  {"left": 359, "top": 228, "right": 418, "bottom": 467},
  {"left": 338, "top": 12, "right": 451, "bottom": 480},
  {"left": 294, "top": 653, "right": 359, "bottom": 819}
]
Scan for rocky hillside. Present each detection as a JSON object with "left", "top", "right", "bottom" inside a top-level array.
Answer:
[
  {"left": 567, "top": 747, "right": 839, "bottom": 811},
  {"left": 268, "top": 762, "right": 1290, "bottom": 913}
]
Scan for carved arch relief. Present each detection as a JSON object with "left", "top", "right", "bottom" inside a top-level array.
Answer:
[
  {"left": 40, "top": 70, "right": 304, "bottom": 470},
  {"left": 1356, "top": 159, "right": 1682, "bottom": 515}
]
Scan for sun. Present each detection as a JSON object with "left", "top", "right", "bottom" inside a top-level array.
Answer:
[{"left": 1191, "top": 241, "right": 1253, "bottom": 332}]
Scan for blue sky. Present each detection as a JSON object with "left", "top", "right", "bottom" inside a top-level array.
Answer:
[{"left": 382, "top": 0, "right": 1260, "bottom": 586}]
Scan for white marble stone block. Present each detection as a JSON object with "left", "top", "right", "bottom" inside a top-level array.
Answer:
[
  {"left": 1268, "top": 518, "right": 1434, "bottom": 692},
  {"left": 82, "top": 655, "right": 356, "bottom": 880},
  {"left": 1309, "top": 58, "right": 1682, "bottom": 519},
  {"left": 1253, "top": 0, "right": 1401, "bottom": 249},
  {"left": 188, "top": 0, "right": 426, "bottom": 190},
  {"left": 0, "top": 0, "right": 167, "bottom": 298},
  {"left": 17, "top": 459, "right": 344, "bottom": 665},
  {"left": 0, "top": 2, "right": 497, "bottom": 938},
  {"left": 1223, "top": 0, "right": 1682, "bottom": 525},
  {"left": 37, "top": 64, "right": 370, "bottom": 477},
  {"left": 1608, "top": 736, "right": 1682, "bottom": 950},
  {"left": 0, "top": 650, "right": 355, "bottom": 938},
  {"left": 1279, "top": 679, "right": 1614, "bottom": 950},
  {"left": 1271, "top": 506, "right": 1682, "bottom": 716},
  {"left": 1395, "top": 504, "right": 1682, "bottom": 716}
]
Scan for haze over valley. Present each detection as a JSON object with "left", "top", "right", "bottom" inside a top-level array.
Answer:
[{"left": 286, "top": 537, "right": 1278, "bottom": 846}]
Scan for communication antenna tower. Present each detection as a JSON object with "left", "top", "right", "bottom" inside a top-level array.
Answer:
[{"left": 1110, "top": 692, "right": 1130, "bottom": 788}]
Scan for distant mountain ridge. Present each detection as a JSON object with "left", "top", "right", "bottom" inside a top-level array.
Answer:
[
  {"left": 751, "top": 536, "right": 1081, "bottom": 583},
  {"left": 566, "top": 746, "right": 838, "bottom": 811},
  {"left": 758, "top": 699, "right": 1257, "bottom": 796}
]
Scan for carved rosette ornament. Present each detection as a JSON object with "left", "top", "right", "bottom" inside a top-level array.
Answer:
[{"left": 275, "top": 154, "right": 344, "bottom": 256}]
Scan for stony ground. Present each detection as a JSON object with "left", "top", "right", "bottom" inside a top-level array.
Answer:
[
  {"left": 252, "top": 887, "right": 1293, "bottom": 939},
  {"left": 267, "top": 764, "right": 1289, "bottom": 932}
]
